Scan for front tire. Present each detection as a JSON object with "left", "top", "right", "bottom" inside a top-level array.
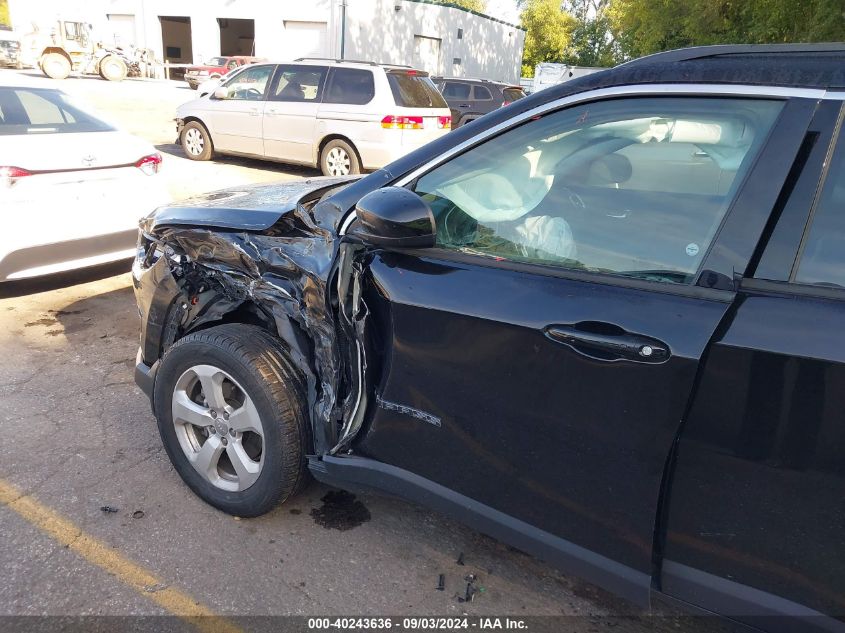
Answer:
[
  {"left": 320, "top": 139, "right": 361, "bottom": 177},
  {"left": 99, "top": 55, "right": 127, "bottom": 81},
  {"left": 153, "top": 325, "right": 310, "bottom": 517},
  {"left": 181, "top": 121, "right": 213, "bottom": 161},
  {"left": 41, "top": 53, "right": 71, "bottom": 79}
]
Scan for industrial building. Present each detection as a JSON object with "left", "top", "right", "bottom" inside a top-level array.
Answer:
[{"left": 5, "top": 0, "right": 525, "bottom": 83}]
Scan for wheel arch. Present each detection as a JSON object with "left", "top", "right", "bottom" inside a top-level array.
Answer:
[
  {"left": 177, "top": 300, "right": 316, "bottom": 451},
  {"left": 316, "top": 133, "right": 362, "bottom": 169},
  {"left": 40, "top": 47, "right": 71, "bottom": 64},
  {"left": 180, "top": 116, "right": 215, "bottom": 148},
  {"left": 181, "top": 115, "right": 212, "bottom": 134},
  {"left": 169, "top": 298, "right": 315, "bottom": 399}
]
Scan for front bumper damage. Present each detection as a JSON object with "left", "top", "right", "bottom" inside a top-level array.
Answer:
[{"left": 132, "top": 176, "right": 370, "bottom": 455}]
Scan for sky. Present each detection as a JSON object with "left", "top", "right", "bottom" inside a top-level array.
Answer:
[{"left": 484, "top": 0, "right": 521, "bottom": 24}]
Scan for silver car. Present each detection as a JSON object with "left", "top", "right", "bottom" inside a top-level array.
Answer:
[{"left": 175, "top": 59, "right": 452, "bottom": 176}]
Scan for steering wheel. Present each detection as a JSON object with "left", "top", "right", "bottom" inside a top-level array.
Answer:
[{"left": 246, "top": 87, "right": 262, "bottom": 98}]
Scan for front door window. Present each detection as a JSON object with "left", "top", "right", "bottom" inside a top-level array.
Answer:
[{"left": 414, "top": 97, "right": 784, "bottom": 284}]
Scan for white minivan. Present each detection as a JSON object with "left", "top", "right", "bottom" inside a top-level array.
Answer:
[{"left": 175, "top": 59, "right": 452, "bottom": 176}]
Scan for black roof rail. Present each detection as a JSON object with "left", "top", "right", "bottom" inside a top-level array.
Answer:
[{"left": 619, "top": 43, "right": 845, "bottom": 67}]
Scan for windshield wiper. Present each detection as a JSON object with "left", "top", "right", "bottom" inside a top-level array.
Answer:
[{"left": 618, "top": 269, "right": 691, "bottom": 283}]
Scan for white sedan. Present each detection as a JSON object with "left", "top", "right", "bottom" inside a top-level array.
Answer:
[{"left": 0, "top": 83, "right": 169, "bottom": 281}]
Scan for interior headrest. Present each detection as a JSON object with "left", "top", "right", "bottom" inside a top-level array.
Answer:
[{"left": 589, "top": 153, "right": 633, "bottom": 185}]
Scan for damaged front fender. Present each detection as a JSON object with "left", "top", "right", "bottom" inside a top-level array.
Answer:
[{"left": 134, "top": 177, "right": 370, "bottom": 456}]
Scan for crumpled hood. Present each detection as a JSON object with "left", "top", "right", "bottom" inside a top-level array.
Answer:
[{"left": 143, "top": 175, "right": 359, "bottom": 233}]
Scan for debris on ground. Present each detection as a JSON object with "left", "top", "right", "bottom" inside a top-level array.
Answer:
[
  {"left": 458, "top": 573, "right": 484, "bottom": 603},
  {"left": 437, "top": 574, "right": 445, "bottom": 591},
  {"left": 132, "top": 510, "right": 145, "bottom": 519},
  {"left": 456, "top": 552, "right": 465, "bottom": 566},
  {"left": 458, "top": 574, "right": 483, "bottom": 602},
  {"left": 310, "top": 490, "right": 371, "bottom": 531},
  {"left": 99, "top": 506, "right": 119, "bottom": 513},
  {"left": 143, "top": 583, "right": 168, "bottom": 593}
]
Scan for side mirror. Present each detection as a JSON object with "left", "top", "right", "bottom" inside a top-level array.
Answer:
[
  {"left": 212, "top": 86, "right": 228, "bottom": 100},
  {"left": 350, "top": 186, "right": 436, "bottom": 249}
]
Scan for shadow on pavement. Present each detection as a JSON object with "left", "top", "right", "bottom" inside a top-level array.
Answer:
[{"left": 154, "top": 143, "right": 321, "bottom": 178}]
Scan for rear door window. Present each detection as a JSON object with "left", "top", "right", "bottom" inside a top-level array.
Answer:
[
  {"left": 472, "top": 85, "right": 493, "bottom": 101},
  {"left": 793, "top": 136, "right": 845, "bottom": 287},
  {"left": 387, "top": 71, "right": 447, "bottom": 108},
  {"left": 442, "top": 82, "right": 470, "bottom": 99},
  {"left": 324, "top": 68, "right": 375, "bottom": 105},
  {"left": 269, "top": 65, "right": 326, "bottom": 102}
]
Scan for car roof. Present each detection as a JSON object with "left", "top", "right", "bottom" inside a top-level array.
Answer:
[
  {"left": 435, "top": 77, "right": 514, "bottom": 87},
  {"left": 233, "top": 58, "right": 429, "bottom": 74},
  {"left": 542, "top": 43, "right": 845, "bottom": 101},
  {"left": 290, "top": 58, "right": 416, "bottom": 71}
]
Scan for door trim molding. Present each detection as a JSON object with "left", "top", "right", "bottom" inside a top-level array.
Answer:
[
  {"left": 662, "top": 560, "right": 845, "bottom": 633},
  {"left": 308, "top": 454, "right": 651, "bottom": 606}
]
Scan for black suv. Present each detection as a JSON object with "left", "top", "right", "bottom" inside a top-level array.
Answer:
[
  {"left": 134, "top": 44, "right": 845, "bottom": 632},
  {"left": 433, "top": 77, "right": 525, "bottom": 127}
]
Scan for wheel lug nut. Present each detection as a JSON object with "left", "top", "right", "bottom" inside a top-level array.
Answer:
[
  {"left": 229, "top": 428, "right": 235, "bottom": 436},
  {"left": 209, "top": 427, "right": 216, "bottom": 434},
  {"left": 222, "top": 438, "right": 228, "bottom": 446},
  {"left": 210, "top": 410, "right": 217, "bottom": 418},
  {"left": 223, "top": 411, "right": 229, "bottom": 420}
]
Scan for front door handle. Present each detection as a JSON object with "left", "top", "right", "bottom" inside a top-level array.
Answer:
[
  {"left": 545, "top": 323, "right": 670, "bottom": 363},
  {"left": 458, "top": 103, "right": 471, "bottom": 108}
]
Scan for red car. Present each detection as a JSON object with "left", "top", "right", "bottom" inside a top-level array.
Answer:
[{"left": 184, "top": 56, "right": 262, "bottom": 89}]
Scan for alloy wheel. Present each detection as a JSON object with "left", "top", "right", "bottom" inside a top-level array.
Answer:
[{"left": 171, "top": 364, "right": 264, "bottom": 492}]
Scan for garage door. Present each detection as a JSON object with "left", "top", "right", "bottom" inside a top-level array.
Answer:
[
  {"left": 283, "top": 21, "right": 327, "bottom": 58},
  {"left": 107, "top": 14, "right": 136, "bottom": 48}
]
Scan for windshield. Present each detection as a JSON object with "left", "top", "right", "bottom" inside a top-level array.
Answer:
[
  {"left": 387, "top": 72, "right": 447, "bottom": 108},
  {"left": 206, "top": 57, "right": 227, "bottom": 67},
  {"left": 0, "top": 88, "right": 114, "bottom": 135}
]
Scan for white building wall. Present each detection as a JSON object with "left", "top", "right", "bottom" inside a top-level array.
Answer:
[
  {"left": 7, "top": 0, "right": 524, "bottom": 82},
  {"left": 343, "top": 0, "right": 525, "bottom": 83},
  {"left": 8, "top": 0, "right": 337, "bottom": 64}
]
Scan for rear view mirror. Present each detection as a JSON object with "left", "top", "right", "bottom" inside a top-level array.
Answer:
[
  {"left": 350, "top": 186, "right": 436, "bottom": 249},
  {"left": 212, "top": 87, "right": 228, "bottom": 100}
]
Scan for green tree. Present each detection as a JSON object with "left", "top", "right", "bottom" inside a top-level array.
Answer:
[
  {"left": 607, "top": 0, "right": 845, "bottom": 61},
  {"left": 431, "top": 0, "right": 488, "bottom": 13},
  {"left": 519, "top": 0, "right": 578, "bottom": 76},
  {"left": 0, "top": 0, "right": 11, "bottom": 29},
  {"left": 562, "top": 0, "right": 619, "bottom": 66}
]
